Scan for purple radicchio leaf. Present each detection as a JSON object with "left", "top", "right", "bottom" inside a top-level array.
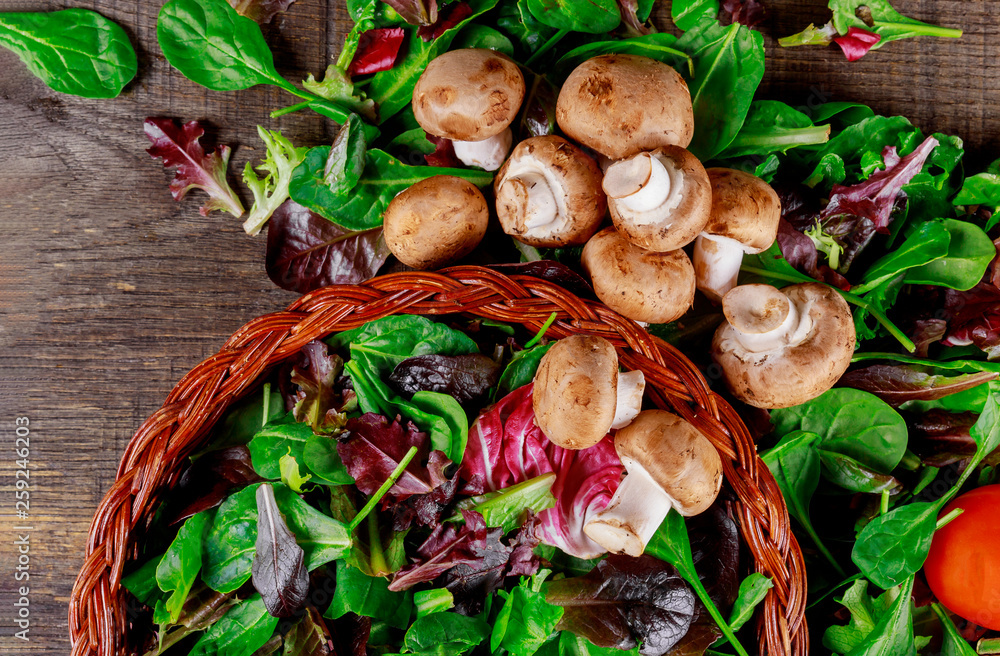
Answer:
[
  {"left": 833, "top": 27, "right": 882, "bottom": 61},
  {"left": 545, "top": 554, "right": 697, "bottom": 656},
  {"left": 388, "top": 510, "right": 540, "bottom": 614},
  {"left": 348, "top": 28, "right": 406, "bottom": 76},
  {"left": 458, "top": 384, "right": 623, "bottom": 559},
  {"left": 144, "top": 118, "right": 244, "bottom": 218},
  {"left": 169, "top": 446, "right": 263, "bottom": 525},
  {"left": 382, "top": 0, "right": 437, "bottom": 26},
  {"left": 229, "top": 0, "right": 297, "bottom": 23},
  {"left": 252, "top": 483, "right": 309, "bottom": 618},
  {"left": 721, "top": 0, "right": 767, "bottom": 28},
  {"left": 266, "top": 200, "right": 390, "bottom": 294},
  {"left": 388, "top": 354, "right": 502, "bottom": 403},
  {"left": 337, "top": 413, "right": 450, "bottom": 501},
  {"left": 941, "top": 282, "right": 1000, "bottom": 360},
  {"left": 417, "top": 2, "right": 472, "bottom": 40},
  {"left": 289, "top": 340, "right": 356, "bottom": 434},
  {"left": 837, "top": 364, "right": 998, "bottom": 406}
]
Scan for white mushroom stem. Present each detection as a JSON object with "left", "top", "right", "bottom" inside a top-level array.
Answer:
[
  {"left": 583, "top": 459, "right": 674, "bottom": 556},
  {"left": 723, "top": 285, "right": 813, "bottom": 354},
  {"left": 498, "top": 156, "right": 570, "bottom": 238},
  {"left": 453, "top": 128, "right": 512, "bottom": 172},
  {"left": 693, "top": 234, "right": 751, "bottom": 303},
  {"left": 611, "top": 370, "right": 645, "bottom": 430},
  {"left": 602, "top": 151, "right": 685, "bottom": 225}
]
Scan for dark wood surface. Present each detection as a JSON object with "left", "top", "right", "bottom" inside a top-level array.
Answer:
[{"left": 0, "top": 0, "right": 991, "bottom": 652}]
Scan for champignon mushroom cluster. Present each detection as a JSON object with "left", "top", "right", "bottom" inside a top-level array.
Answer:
[{"left": 382, "top": 48, "right": 856, "bottom": 418}]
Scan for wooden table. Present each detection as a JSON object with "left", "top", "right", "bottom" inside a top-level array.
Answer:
[{"left": 0, "top": 0, "right": 992, "bottom": 652}]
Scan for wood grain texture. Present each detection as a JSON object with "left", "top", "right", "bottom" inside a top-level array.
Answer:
[{"left": 0, "top": 0, "right": 995, "bottom": 653}]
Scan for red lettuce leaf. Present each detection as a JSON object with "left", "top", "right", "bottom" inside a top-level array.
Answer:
[
  {"left": 908, "top": 409, "right": 979, "bottom": 467},
  {"left": 417, "top": 2, "right": 473, "bottom": 40},
  {"left": 383, "top": 0, "right": 437, "bottom": 26},
  {"left": 459, "top": 384, "right": 624, "bottom": 559},
  {"left": 838, "top": 365, "right": 997, "bottom": 406},
  {"left": 168, "top": 446, "right": 263, "bottom": 524},
  {"left": 252, "top": 484, "right": 310, "bottom": 618},
  {"left": 424, "top": 134, "right": 463, "bottom": 168},
  {"left": 392, "top": 474, "right": 459, "bottom": 531},
  {"left": 617, "top": 0, "right": 652, "bottom": 35},
  {"left": 486, "top": 261, "right": 595, "bottom": 297},
  {"left": 775, "top": 218, "right": 851, "bottom": 289},
  {"left": 942, "top": 282, "right": 1000, "bottom": 360},
  {"left": 545, "top": 555, "right": 696, "bottom": 656},
  {"left": 289, "top": 341, "right": 356, "bottom": 434},
  {"left": 338, "top": 413, "right": 449, "bottom": 500},
  {"left": 721, "top": 0, "right": 766, "bottom": 28},
  {"left": 229, "top": 0, "right": 296, "bottom": 23},
  {"left": 909, "top": 318, "right": 948, "bottom": 357},
  {"left": 389, "top": 510, "right": 540, "bottom": 614},
  {"left": 389, "top": 354, "right": 502, "bottom": 403},
  {"left": 328, "top": 613, "right": 370, "bottom": 656},
  {"left": 348, "top": 28, "right": 406, "bottom": 76},
  {"left": 145, "top": 118, "right": 244, "bottom": 218},
  {"left": 833, "top": 27, "right": 882, "bottom": 62},
  {"left": 283, "top": 607, "right": 334, "bottom": 655},
  {"left": 265, "top": 200, "right": 389, "bottom": 294}
]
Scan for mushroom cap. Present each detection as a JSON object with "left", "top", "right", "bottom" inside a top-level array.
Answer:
[
  {"left": 412, "top": 48, "right": 526, "bottom": 142},
  {"left": 712, "top": 283, "right": 856, "bottom": 409},
  {"left": 615, "top": 409, "right": 723, "bottom": 517},
  {"left": 495, "top": 135, "right": 608, "bottom": 247},
  {"left": 555, "top": 54, "right": 694, "bottom": 160},
  {"left": 382, "top": 175, "right": 489, "bottom": 270},
  {"left": 533, "top": 334, "right": 619, "bottom": 450},
  {"left": 703, "top": 168, "right": 782, "bottom": 251},
  {"left": 581, "top": 226, "right": 696, "bottom": 324},
  {"left": 606, "top": 146, "right": 712, "bottom": 253}
]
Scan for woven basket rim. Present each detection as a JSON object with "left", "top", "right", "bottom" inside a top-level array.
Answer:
[{"left": 68, "top": 266, "right": 808, "bottom": 656}]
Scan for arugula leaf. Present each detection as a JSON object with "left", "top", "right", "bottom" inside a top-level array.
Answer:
[
  {"left": 401, "top": 612, "right": 491, "bottom": 655},
  {"left": 144, "top": 118, "right": 244, "bottom": 218},
  {"left": 0, "top": 9, "right": 137, "bottom": 98},
  {"left": 822, "top": 578, "right": 916, "bottom": 656},
  {"left": 675, "top": 17, "right": 765, "bottom": 160},
  {"left": 155, "top": 512, "right": 212, "bottom": 625},
  {"left": 243, "top": 127, "right": 309, "bottom": 235},
  {"left": 325, "top": 560, "right": 413, "bottom": 628},
  {"left": 188, "top": 594, "right": 280, "bottom": 656},
  {"left": 491, "top": 584, "right": 564, "bottom": 656}
]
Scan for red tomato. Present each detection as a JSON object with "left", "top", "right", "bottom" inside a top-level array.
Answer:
[{"left": 924, "top": 484, "right": 1000, "bottom": 630}]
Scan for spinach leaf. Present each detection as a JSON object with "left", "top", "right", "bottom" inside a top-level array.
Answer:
[
  {"left": 206, "top": 385, "right": 285, "bottom": 451},
  {"left": 325, "top": 560, "right": 413, "bottom": 628},
  {"left": 536, "top": 632, "right": 640, "bottom": 655},
  {"left": 555, "top": 33, "right": 690, "bottom": 72},
  {"left": 822, "top": 577, "right": 916, "bottom": 656},
  {"left": 671, "top": 0, "right": 719, "bottom": 31},
  {"left": 122, "top": 553, "right": 165, "bottom": 606},
  {"left": 675, "top": 17, "right": 765, "bottom": 160},
  {"left": 289, "top": 147, "right": 492, "bottom": 231},
  {"left": 0, "top": 10, "right": 137, "bottom": 98},
  {"left": 810, "top": 101, "right": 876, "bottom": 128},
  {"left": 849, "top": 219, "right": 950, "bottom": 295},
  {"left": 248, "top": 414, "right": 314, "bottom": 481},
  {"left": 401, "top": 612, "right": 491, "bottom": 655},
  {"left": 726, "top": 573, "right": 773, "bottom": 632},
  {"left": 954, "top": 158, "right": 1000, "bottom": 211},
  {"left": 903, "top": 219, "right": 996, "bottom": 291},
  {"left": 188, "top": 593, "right": 279, "bottom": 656},
  {"left": 525, "top": 0, "right": 620, "bottom": 34},
  {"left": 203, "top": 484, "right": 260, "bottom": 592},
  {"left": 271, "top": 484, "right": 351, "bottom": 570},
  {"left": 495, "top": 0, "right": 557, "bottom": 56},
  {"left": 453, "top": 24, "right": 515, "bottom": 56},
  {"left": 817, "top": 449, "right": 902, "bottom": 494},
  {"left": 252, "top": 484, "right": 309, "bottom": 618},
  {"left": 302, "top": 433, "right": 353, "bottom": 485},
  {"left": 491, "top": 585, "right": 564, "bottom": 656},
  {"left": 155, "top": 512, "right": 212, "bottom": 625},
  {"left": 718, "top": 100, "right": 831, "bottom": 158},
  {"left": 771, "top": 388, "right": 908, "bottom": 473},
  {"left": 409, "top": 391, "right": 469, "bottom": 462},
  {"left": 495, "top": 343, "right": 553, "bottom": 400}
]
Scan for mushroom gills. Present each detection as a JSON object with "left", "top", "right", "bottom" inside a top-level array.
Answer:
[
  {"left": 452, "top": 128, "right": 513, "bottom": 172},
  {"left": 611, "top": 370, "right": 645, "bottom": 430},
  {"left": 583, "top": 458, "right": 675, "bottom": 557},
  {"left": 693, "top": 233, "right": 752, "bottom": 302},
  {"left": 723, "top": 285, "right": 815, "bottom": 356},
  {"left": 603, "top": 151, "right": 685, "bottom": 224},
  {"left": 500, "top": 158, "right": 571, "bottom": 238}
]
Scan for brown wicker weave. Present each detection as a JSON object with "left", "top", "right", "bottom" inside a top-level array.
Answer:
[{"left": 69, "top": 267, "right": 808, "bottom": 656}]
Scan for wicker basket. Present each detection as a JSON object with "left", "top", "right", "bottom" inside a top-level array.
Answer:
[{"left": 69, "top": 267, "right": 808, "bottom": 656}]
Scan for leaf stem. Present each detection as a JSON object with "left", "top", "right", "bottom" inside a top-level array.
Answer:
[
  {"left": 978, "top": 637, "right": 1000, "bottom": 654},
  {"left": 799, "top": 518, "right": 848, "bottom": 579},
  {"left": 880, "top": 490, "right": 890, "bottom": 515},
  {"left": 525, "top": 28, "right": 570, "bottom": 67},
  {"left": 936, "top": 508, "right": 964, "bottom": 530},
  {"left": 271, "top": 100, "right": 313, "bottom": 118},
  {"left": 261, "top": 382, "right": 271, "bottom": 428},
  {"left": 806, "top": 572, "right": 864, "bottom": 609},
  {"left": 348, "top": 445, "right": 418, "bottom": 532},
  {"left": 727, "top": 125, "right": 831, "bottom": 152},
  {"left": 685, "top": 573, "right": 750, "bottom": 656},
  {"left": 524, "top": 312, "right": 558, "bottom": 348},
  {"left": 876, "top": 22, "right": 962, "bottom": 39}
]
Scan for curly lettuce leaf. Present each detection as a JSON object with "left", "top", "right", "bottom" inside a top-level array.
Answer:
[{"left": 242, "top": 127, "right": 308, "bottom": 235}]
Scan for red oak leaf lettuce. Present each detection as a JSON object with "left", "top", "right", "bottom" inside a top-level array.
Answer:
[
  {"left": 721, "top": 0, "right": 766, "bottom": 28},
  {"left": 229, "top": 0, "right": 296, "bottom": 23},
  {"left": 833, "top": 27, "right": 882, "bottom": 61},
  {"left": 459, "top": 384, "right": 623, "bottom": 559},
  {"left": 145, "top": 118, "right": 244, "bottom": 218},
  {"left": 348, "top": 28, "right": 406, "bottom": 76},
  {"left": 265, "top": 200, "right": 389, "bottom": 294},
  {"left": 942, "top": 282, "right": 1000, "bottom": 360},
  {"left": 289, "top": 340, "right": 356, "bottom": 434}
]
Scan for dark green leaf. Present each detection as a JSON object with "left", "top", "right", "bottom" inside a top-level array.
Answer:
[
  {"left": 0, "top": 9, "right": 137, "bottom": 98},
  {"left": 495, "top": 343, "right": 553, "bottom": 400},
  {"left": 188, "top": 594, "right": 280, "bottom": 656},
  {"left": 932, "top": 603, "right": 979, "bottom": 656},
  {"left": 248, "top": 415, "right": 314, "bottom": 481},
  {"left": 726, "top": 573, "right": 772, "bottom": 632},
  {"left": 453, "top": 24, "right": 515, "bottom": 56},
  {"left": 302, "top": 433, "right": 353, "bottom": 485},
  {"left": 954, "top": 158, "right": 1000, "bottom": 209},
  {"left": 155, "top": 512, "right": 212, "bottom": 625},
  {"left": 401, "top": 612, "right": 491, "bottom": 655},
  {"left": 822, "top": 577, "right": 916, "bottom": 656},
  {"left": 817, "top": 449, "right": 903, "bottom": 494},
  {"left": 852, "top": 220, "right": 950, "bottom": 295},
  {"left": 830, "top": 0, "right": 962, "bottom": 47},
  {"left": 671, "top": 0, "right": 719, "bottom": 31},
  {"left": 324, "top": 560, "right": 413, "bottom": 628},
  {"left": 719, "top": 100, "right": 831, "bottom": 159},
  {"left": 203, "top": 485, "right": 259, "bottom": 592},
  {"left": 804, "top": 115, "right": 920, "bottom": 189},
  {"left": 852, "top": 502, "right": 938, "bottom": 589},
  {"left": 414, "top": 589, "right": 454, "bottom": 618},
  {"left": 324, "top": 114, "right": 368, "bottom": 196},
  {"left": 810, "top": 101, "right": 876, "bottom": 128},
  {"left": 525, "top": 0, "right": 620, "bottom": 34},
  {"left": 271, "top": 484, "right": 351, "bottom": 570},
  {"left": 760, "top": 432, "right": 821, "bottom": 539},
  {"left": 903, "top": 219, "right": 996, "bottom": 291},
  {"left": 555, "top": 33, "right": 690, "bottom": 72},
  {"left": 122, "top": 554, "right": 165, "bottom": 606},
  {"left": 206, "top": 385, "right": 285, "bottom": 452}
]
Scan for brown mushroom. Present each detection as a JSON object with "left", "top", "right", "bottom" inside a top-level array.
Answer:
[
  {"left": 412, "top": 48, "right": 526, "bottom": 171},
  {"left": 494, "top": 135, "right": 607, "bottom": 247},
  {"left": 602, "top": 146, "right": 712, "bottom": 253},
  {"left": 584, "top": 409, "right": 723, "bottom": 556},
  {"left": 382, "top": 175, "right": 489, "bottom": 270},
  {"left": 712, "top": 283, "right": 856, "bottom": 409},
  {"left": 581, "top": 227, "right": 696, "bottom": 324},
  {"left": 533, "top": 334, "right": 644, "bottom": 450},
  {"left": 694, "top": 168, "right": 782, "bottom": 302},
  {"left": 555, "top": 54, "right": 694, "bottom": 160}
]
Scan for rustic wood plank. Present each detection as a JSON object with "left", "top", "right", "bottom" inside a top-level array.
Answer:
[{"left": 0, "top": 1, "right": 996, "bottom": 653}]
